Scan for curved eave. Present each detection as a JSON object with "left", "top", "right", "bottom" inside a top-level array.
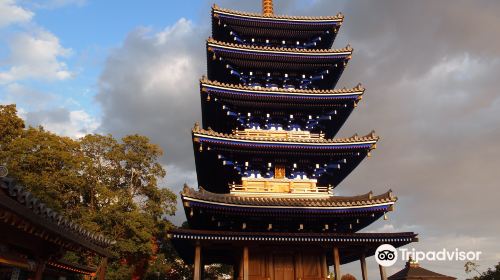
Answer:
[
  {"left": 169, "top": 229, "right": 417, "bottom": 244},
  {"left": 182, "top": 197, "right": 395, "bottom": 213},
  {"left": 212, "top": 6, "right": 344, "bottom": 24},
  {"left": 182, "top": 187, "right": 395, "bottom": 212},
  {"left": 193, "top": 130, "right": 378, "bottom": 150},
  {"left": 201, "top": 79, "right": 364, "bottom": 101},
  {"left": 207, "top": 39, "right": 352, "bottom": 59}
]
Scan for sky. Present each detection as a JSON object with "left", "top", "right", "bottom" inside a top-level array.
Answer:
[{"left": 1, "top": 0, "right": 499, "bottom": 279}]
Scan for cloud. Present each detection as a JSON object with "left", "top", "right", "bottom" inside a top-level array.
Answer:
[
  {"left": 25, "top": 107, "right": 99, "bottom": 138},
  {"left": 0, "top": 0, "right": 33, "bottom": 28},
  {"left": 1, "top": 83, "right": 56, "bottom": 109},
  {"left": 283, "top": 1, "right": 500, "bottom": 278},
  {"left": 0, "top": 28, "right": 73, "bottom": 83},
  {"left": 96, "top": 18, "right": 206, "bottom": 185},
  {"left": 36, "top": 0, "right": 86, "bottom": 9},
  {"left": 17, "top": 0, "right": 86, "bottom": 10}
]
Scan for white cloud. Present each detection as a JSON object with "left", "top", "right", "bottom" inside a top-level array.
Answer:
[
  {"left": 31, "top": 0, "right": 86, "bottom": 9},
  {"left": 97, "top": 18, "right": 205, "bottom": 168},
  {"left": 0, "top": 0, "right": 33, "bottom": 28},
  {"left": 96, "top": 18, "right": 206, "bottom": 226},
  {"left": 0, "top": 28, "right": 73, "bottom": 83},
  {"left": 25, "top": 108, "right": 99, "bottom": 138}
]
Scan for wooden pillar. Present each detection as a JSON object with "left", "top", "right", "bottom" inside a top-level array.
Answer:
[
  {"left": 194, "top": 244, "right": 202, "bottom": 280},
  {"left": 243, "top": 246, "right": 249, "bottom": 280},
  {"left": 379, "top": 264, "right": 387, "bottom": 280},
  {"left": 321, "top": 253, "right": 328, "bottom": 278},
  {"left": 34, "top": 260, "right": 46, "bottom": 280},
  {"left": 97, "top": 257, "right": 108, "bottom": 280},
  {"left": 360, "top": 253, "right": 368, "bottom": 280},
  {"left": 333, "top": 247, "right": 341, "bottom": 280},
  {"left": 267, "top": 252, "right": 274, "bottom": 280},
  {"left": 295, "top": 252, "right": 303, "bottom": 279}
]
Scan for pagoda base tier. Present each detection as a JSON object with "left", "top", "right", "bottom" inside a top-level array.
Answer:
[{"left": 168, "top": 229, "right": 417, "bottom": 267}]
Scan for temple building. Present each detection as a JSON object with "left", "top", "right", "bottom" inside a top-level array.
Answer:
[
  {"left": 0, "top": 177, "right": 111, "bottom": 280},
  {"left": 169, "top": 1, "right": 418, "bottom": 279},
  {"left": 388, "top": 260, "right": 456, "bottom": 280}
]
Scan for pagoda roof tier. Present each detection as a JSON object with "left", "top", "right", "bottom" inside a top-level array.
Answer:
[
  {"left": 212, "top": 5, "right": 343, "bottom": 49},
  {"left": 193, "top": 126, "right": 378, "bottom": 146},
  {"left": 213, "top": 5, "right": 344, "bottom": 23},
  {"left": 200, "top": 79, "right": 364, "bottom": 137},
  {"left": 192, "top": 127, "right": 378, "bottom": 193},
  {"left": 168, "top": 228, "right": 418, "bottom": 265},
  {"left": 183, "top": 186, "right": 395, "bottom": 209},
  {"left": 201, "top": 78, "right": 364, "bottom": 99},
  {"left": 207, "top": 38, "right": 352, "bottom": 57},
  {"left": 207, "top": 39, "right": 351, "bottom": 88},
  {"left": 182, "top": 186, "right": 396, "bottom": 232}
]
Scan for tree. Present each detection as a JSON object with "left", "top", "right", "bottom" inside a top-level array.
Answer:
[
  {"left": 466, "top": 262, "right": 500, "bottom": 280},
  {"left": 77, "top": 134, "right": 177, "bottom": 279},
  {"left": 2, "top": 125, "right": 85, "bottom": 212},
  {"left": 0, "top": 104, "right": 179, "bottom": 279},
  {"left": 0, "top": 104, "right": 24, "bottom": 148}
]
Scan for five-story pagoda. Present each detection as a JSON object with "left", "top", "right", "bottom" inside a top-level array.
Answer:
[{"left": 169, "top": 1, "right": 418, "bottom": 279}]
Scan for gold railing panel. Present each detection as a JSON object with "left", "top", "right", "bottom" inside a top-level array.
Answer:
[{"left": 230, "top": 178, "right": 332, "bottom": 195}]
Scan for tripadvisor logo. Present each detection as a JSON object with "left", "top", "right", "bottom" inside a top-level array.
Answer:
[
  {"left": 375, "top": 244, "right": 398, "bottom": 267},
  {"left": 375, "top": 244, "right": 482, "bottom": 267}
]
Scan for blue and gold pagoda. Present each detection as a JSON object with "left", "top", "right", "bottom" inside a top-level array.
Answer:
[{"left": 169, "top": 1, "right": 417, "bottom": 279}]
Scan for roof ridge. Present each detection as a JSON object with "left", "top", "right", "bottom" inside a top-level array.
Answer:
[{"left": 207, "top": 38, "right": 353, "bottom": 54}]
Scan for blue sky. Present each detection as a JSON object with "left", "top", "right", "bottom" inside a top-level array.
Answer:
[
  {"left": 2, "top": 0, "right": 500, "bottom": 278},
  {"left": 1, "top": 0, "right": 207, "bottom": 130}
]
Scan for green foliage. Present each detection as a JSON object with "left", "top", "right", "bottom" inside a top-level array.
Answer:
[
  {"left": 0, "top": 104, "right": 24, "bottom": 148},
  {"left": 0, "top": 104, "right": 181, "bottom": 278},
  {"left": 466, "top": 262, "right": 500, "bottom": 280},
  {"left": 204, "top": 264, "right": 233, "bottom": 279}
]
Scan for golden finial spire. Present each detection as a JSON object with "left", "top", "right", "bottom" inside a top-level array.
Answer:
[{"left": 262, "top": 0, "right": 274, "bottom": 16}]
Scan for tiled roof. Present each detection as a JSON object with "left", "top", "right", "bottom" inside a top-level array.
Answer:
[
  {"left": 182, "top": 186, "right": 396, "bottom": 208},
  {"left": 201, "top": 77, "right": 364, "bottom": 96},
  {"left": 193, "top": 126, "right": 379, "bottom": 145},
  {"left": 0, "top": 177, "right": 113, "bottom": 249},
  {"left": 388, "top": 262, "right": 456, "bottom": 280},
  {"left": 212, "top": 5, "right": 344, "bottom": 22},
  {"left": 207, "top": 38, "right": 353, "bottom": 55}
]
